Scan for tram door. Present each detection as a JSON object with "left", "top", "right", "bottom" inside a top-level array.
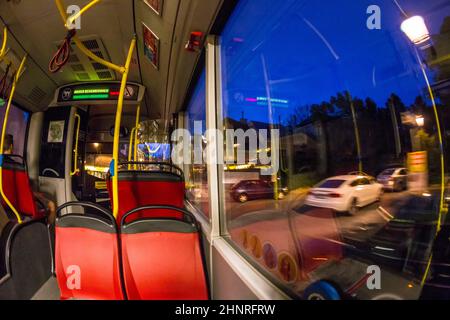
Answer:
[
  {"left": 38, "top": 106, "right": 88, "bottom": 213},
  {"left": 70, "top": 108, "right": 89, "bottom": 202}
]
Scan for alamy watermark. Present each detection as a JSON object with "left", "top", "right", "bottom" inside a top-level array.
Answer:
[
  {"left": 367, "top": 5, "right": 382, "bottom": 30},
  {"left": 67, "top": 5, "right": 82, "bottom": 30},
  {"left": 171, "top": 121, "right": 280, "bottom": 176}
]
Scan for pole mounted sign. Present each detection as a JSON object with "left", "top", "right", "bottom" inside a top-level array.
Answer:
[{"left": 407, "top": 151, "right": 428, "bottom": 192}]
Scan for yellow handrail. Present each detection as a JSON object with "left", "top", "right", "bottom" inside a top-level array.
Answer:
[
  {"left": 111, "top": 39, "right": 136, "bottom": 218},
  {"left": 0, "top": 54, "right": 27, "bottom": 224},
  {"left": 0, "top": 27, "right": 7, "bottom": 61},
  {"left": 128, "top": 127, "right": 136, "bottom": 170},
  {"left": 70, "top": 113, "right": 81, "bottom": 176},
  {"left": 55, "top": 0, "right": 125, "bottom": 73},
  {"left": 127, "top": 104, "right": 141, "bottom": 170},
  {"left": 133, "top": 104, "right": 140, "bottom": 169}
]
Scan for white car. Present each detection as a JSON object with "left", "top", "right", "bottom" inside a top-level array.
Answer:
[{"left": 305, "top": 175, "right": 383, "bottom": 214}]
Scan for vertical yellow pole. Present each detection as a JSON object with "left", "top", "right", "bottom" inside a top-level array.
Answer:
[
  {"left": 128, "top": 127, "right": 136, "bottom": 170},
  {"left": 112, "top": 38, "right": 136, "bottom": 219},
  {"left": 133, "top": 104, "right": 140, "bottom": 169},
  {"left": 70, "top": 113, "right": 81, "bottom": 176},
  {"left": 0, "top": 27, "right": 7, "bottom": 60},
  {"left": 0, "top": 55, "right": 27, "bottom": 224}
]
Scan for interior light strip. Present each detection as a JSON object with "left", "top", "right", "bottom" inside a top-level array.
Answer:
[
  {"left": 73, "top": 88, "right": 110, "bottom": 94},
  {"left": 72, "top": 94, "right": 110, "bottom": 100}
]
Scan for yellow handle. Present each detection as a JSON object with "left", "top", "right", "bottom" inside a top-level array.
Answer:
[
  {"left": 70, "top": 113, "right": 81, "bottom": 176},
  {"left": 127, "top": 104, "right": 141, "bottom": 170},
  {"left": 0, "top": 54, "right": 27, "bottom": 224},
  {"left": 0, "top": 27, "right": 7, "bottom": 61},
  {"left": 133, "top": 104, "right": 141, "bottom": 169},
  {"left": 128, "top": 127, "right": 136, "bottom": 170}
]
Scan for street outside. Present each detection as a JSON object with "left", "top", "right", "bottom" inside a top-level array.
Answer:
[{"left": 224, "top": 184, "right": 410, "bottom": 244}]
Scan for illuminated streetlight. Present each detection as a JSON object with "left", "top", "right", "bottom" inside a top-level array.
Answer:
[
  {"left": 93, "top": 143, "right": 100, "bottom": 148},
  {"left": 416, "top": 115, "right": 425, "bottom": 127},
  {"left": 401, "top": 16, "right": 430, "bottom": 45}
]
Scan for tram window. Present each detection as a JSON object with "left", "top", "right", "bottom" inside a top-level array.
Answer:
[
  {"left": 185, "top": 70, "right": 210, "bottom": 219},
  {"left": 0, "top": 103, "right": 30, "bottom": 157},
  {"left": 219, "top": 0, "right": 450, "bottom": 299}
]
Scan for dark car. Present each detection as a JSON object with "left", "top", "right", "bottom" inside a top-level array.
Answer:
[{"left": 230, "top": 180, "right": 289, "bottom": 203}]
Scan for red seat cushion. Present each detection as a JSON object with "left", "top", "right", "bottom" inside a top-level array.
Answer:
[
  {"left": 55, "top": 215, "right": 124, "bottom": 300},
  {"left": 121, "top": 218, "right": 208, "bottom": 300}
]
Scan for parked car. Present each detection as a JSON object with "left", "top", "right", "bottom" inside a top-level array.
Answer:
[
  {"left": 305, "top": 175, "right": 383, "bottom": 214},
  {"left": 377, "top": 167, "right": 408, "bottom": 192},
  {"left": 230, "top": 180, "right": 289, "bottom": 203}
]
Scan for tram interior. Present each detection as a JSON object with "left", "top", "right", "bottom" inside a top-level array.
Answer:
[{"left": 0, "top": 0, "right": 450, "bottom": 300}]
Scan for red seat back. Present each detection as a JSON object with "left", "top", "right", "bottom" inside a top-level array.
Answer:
[
  {"left": 1, "top": 167, "right": 18, "bottom": 211},
  {"left": 55, "top": 213, "right": 124, "bottom": 300},
  {"left": 1, "top": 158, "right": 42, "bottom": 219},
  {"left": 120, "top": 209, "right": 208, "bottom": 300},
  {"left": 108, "top": 171, "right": 185, "bottom": 223},
  {"left": 15, "top": 170, "right": 42, "bottom": 218}
]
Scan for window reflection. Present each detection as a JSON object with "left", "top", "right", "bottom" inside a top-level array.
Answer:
[
  {"left": 220, "top": 0, "right": 450, "bottom": 299},
  {"left": 186, "top": 70, "right": 210, "bottom": 218}
]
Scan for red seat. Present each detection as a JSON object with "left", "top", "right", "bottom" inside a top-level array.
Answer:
[
  {"left": 1, "top": 166, "right": 18, "bottom": 212},
  {"left": 1, "top": 156, "right": 45, "bottom": 220},
  {"left": 120, "top": 207, "right": 209, "bottom": 300},
  {"left": 55, "top": 202, "right": 125, "bottom": 300},
  {"left": 108, "top": 169, "right": 186, "bottom": 223}
]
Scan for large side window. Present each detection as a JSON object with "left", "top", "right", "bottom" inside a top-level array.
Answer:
[
  {"left": 219, "top": 0, "right": 449, "bottom": 299},
  {"left": 185, "top": 70, "right": 210, "bottom": 219},
  {"left": 0, "top": 103, "right": 30, "bottom": 157}
]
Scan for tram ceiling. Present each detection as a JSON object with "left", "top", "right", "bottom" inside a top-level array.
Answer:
[{"left": 0, "top": 0, "right": 223, "bottom": 119}]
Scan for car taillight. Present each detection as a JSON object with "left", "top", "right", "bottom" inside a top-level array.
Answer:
[{"left": 329, "top": 193, "right": 342, "bottom": 198}]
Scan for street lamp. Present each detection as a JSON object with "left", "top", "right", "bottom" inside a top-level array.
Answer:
[
  {"left": 416, "top": 115, "right": 425, "bottom": 127},
  {"left": 401, "top": 16, "right": 430, "bottom": 45}
]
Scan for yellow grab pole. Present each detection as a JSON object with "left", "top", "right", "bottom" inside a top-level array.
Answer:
[
  {"left": 70, "top": 113, "right": 81, "bottom": 176},
  {"left": 0, "top": 27, "right": 7, "bottom": 60},
  {"left": 128, "top": 127, "right": 136, "bottom": 170},
  {"left": 133, "top": 104, "right": 141, "bottom": 169},
  {"left": 54, "top": 0, "right": 124, "bottom": 74},
  {"left": 112, "top": 38, "right": 136, "bottom": 218},
  {"left": 0, "top": 54, "right": 27, "bottom": 224}
]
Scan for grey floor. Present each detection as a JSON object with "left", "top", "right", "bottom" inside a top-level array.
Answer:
[{"left": 32, "top": 276, "right": 60, "bottom": 300}]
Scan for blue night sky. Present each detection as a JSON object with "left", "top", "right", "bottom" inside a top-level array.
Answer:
[{"left": 215, "top": 0, "right": 450, "bottom": 124}]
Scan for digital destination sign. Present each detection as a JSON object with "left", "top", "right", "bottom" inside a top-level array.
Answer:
[{"left": 57, "top": 83, "right": 141, "bottom": 103}]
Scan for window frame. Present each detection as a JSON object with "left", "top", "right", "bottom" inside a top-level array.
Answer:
[{"left": 0, "top": 100, "right": 31, "bottom": 161}]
